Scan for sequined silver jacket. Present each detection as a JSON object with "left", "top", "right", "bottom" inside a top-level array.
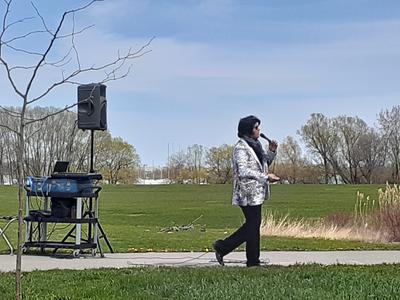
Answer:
[{"left": 232, "top": 138, "right": 276, "bottom": 206}]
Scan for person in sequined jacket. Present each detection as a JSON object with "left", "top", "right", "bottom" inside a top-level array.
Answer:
[{"left": 213, "top": 115, "right": 279, "bottom": 267}]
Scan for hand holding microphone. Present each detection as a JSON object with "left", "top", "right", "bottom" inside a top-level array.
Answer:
[
  {"left": 260, "top": 133, "right": 278, "bottom": 153},
  {"left": 268, "top": 173, "right": 280, "bottom": 183}
]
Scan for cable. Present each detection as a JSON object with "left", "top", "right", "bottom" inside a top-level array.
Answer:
[
  {"left": 124, "top": 253, "right": 270, "bottom": 267},
  {"left": 126, "top": 252, "right": 210, "bottom": 267}
]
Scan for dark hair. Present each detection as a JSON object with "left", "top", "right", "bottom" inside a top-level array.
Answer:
[{"left": 237, "top": 115, "right": 261, "bottom": 138}]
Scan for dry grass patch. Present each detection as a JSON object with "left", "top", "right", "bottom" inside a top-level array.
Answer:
[
  {"left": 261, "top": 184, "right": 400, "bottom": 243},
  {"left": 261, "top": 212, "right": 383, "bottom": 242}
]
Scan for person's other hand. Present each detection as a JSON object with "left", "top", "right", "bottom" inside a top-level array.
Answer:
[
  {"left": 268, "top": 173, "right": 280, "bottom": 183},
  {"left": 269, "top": 140, "right": 278, "bottom": 152}
]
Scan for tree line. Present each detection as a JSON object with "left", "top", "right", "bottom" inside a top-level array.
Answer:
[
  {"left": 167, "top": 105, "right": 400, "bottom": 185},
  {"left": 278, "top": 105, "right": 400, "bottom": 184},
  {"left": 0, "top": 107, "right": 139, "bottom": 184},
  {"left": 1, "top": 105, "right": 399, "bottom": 185}
]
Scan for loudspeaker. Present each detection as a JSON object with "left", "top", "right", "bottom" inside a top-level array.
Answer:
[
  {"left": 77, "top": 84, "right": 107, "bottom": 130},
  {"left": 51, "top": 197, "right": 76, "bottom": 218}
]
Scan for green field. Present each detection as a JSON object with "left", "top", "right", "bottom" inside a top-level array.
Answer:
[
  {"left": 1, "top": 184, "right": 399, "bottom": 253},
  {"left": 1, "top": 265, "right": 400, "bottom": 299}
]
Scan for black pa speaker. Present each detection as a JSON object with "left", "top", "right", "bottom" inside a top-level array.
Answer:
[{"left": 77, "top": 84, "right": 107, "bottom": 130}]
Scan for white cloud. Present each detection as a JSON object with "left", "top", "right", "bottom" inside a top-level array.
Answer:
[
  {"left": 2, "top": 5, "right": 400, "bottom": 165},
  {"left": 4, "top": 17, "right": 400, "bottom": 107}
]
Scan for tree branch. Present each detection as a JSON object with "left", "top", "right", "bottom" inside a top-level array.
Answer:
[
  {"left": 4, "top": 16, "right": 36, "bottom": 32},
  {"left": 0, "top": 122, "right": 19, "bottom": 135},
  {"left": 30, "top": 2, "right": 53, "bottom": 35},
  {"left": 9, "top": 64, "right": 42, "bottom": 71},
  {"left": 0, "top": 1, "right": 26, "bottom": 98},
  {"left": 24, "top": 0, "right": 104, "bottom": 98},
  {"left": 4, "top": 29, "right": 47, "bottom": 44},
  {"left": 24, "top": 102, "right": 78, "bottom": 126},
  {"left": 1, "top": 0, "right": 11, "bottom": 48},
  {"left": 0, "top": 58, "right": 25, "bottom": 99},
  {"left": 3, "top": 42, "right": 44, "bottom": 56},
  {"left": 58, "top": 24, "right": 95, "bottom": 40},
  {"left": 27, "top": 37, "right": 154, "bottom": 105},
  {"left": 71, "top": 11, "right": 81, "bottom": 70},
  {"left": 0, "top": 105, "right": 21, "bottom": 118}
]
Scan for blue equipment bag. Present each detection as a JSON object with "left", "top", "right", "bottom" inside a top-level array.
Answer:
[
  {"left": 25, "top": 176, "right": 49, "bottom": 195},
  {"left": 26, "top": 175, "right": 97, "bottom": 197}
]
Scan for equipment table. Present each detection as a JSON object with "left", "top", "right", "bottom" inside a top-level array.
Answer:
[{"left": 23, "top": 173, "right": 104, "bottom": 257}]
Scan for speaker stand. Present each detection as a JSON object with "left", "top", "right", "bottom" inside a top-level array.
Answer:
[{"left": 88, "top": 129, "right": 113, "bottom": 256}]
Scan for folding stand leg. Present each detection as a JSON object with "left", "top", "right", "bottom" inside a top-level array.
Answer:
[
  {"left": 0, "top": 217, "right": 18, "bottom": 255},
  {"left": 0, "top": 228, "right": 14, "bottom": 255},
  {"left": 97, "top": 222, "right": 114, "bottom": 253},
  {"left": 52, "top": 225, "right": 76, "bottom": 254}
]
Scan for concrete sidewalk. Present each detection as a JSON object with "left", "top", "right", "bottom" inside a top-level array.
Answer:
[{"left": 1, "top": 251, "right": 400, "bottom": 272}]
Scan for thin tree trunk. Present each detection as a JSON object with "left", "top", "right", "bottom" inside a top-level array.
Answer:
[
  {"left": 16, "top": 124, "right": 24, "bottom": 300},
  {"left": 323, "top": 157, "right": 329, "bottom": 184}
]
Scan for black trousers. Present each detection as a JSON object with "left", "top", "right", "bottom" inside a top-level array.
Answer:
[{"left": 217, "top": 204, "right": 262, "bottom": 266}]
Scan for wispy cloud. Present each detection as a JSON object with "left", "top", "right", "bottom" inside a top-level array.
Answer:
[{"left": 2, "top": 1, "right": 400, "bottom": 165}]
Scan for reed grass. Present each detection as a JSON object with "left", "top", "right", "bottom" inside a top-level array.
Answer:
[{"left": 261, "top": 183, "right": 400, "bottom": 243}]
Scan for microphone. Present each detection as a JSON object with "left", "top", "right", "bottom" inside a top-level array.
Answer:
[{"left": 260, "top": 133, "right": 272, "bottom": 144}]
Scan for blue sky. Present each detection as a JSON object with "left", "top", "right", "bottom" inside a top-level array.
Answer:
[{"left": 1, "top": 0, "right": 400, "bottom": 166}]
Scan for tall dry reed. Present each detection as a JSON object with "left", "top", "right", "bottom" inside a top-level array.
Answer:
[
  {"left": 261, "top": 211, "right": 383, "bottom": 242},
  {"left": 378, "top": 184, "right": 400, "bottom": 241},
  {"left": 261, "top": 183, "right": 400, "bottom": 243}
]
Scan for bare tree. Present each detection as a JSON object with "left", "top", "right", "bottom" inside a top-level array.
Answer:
[
  {"left": 0, "top": 1, "right": 152, "bottom": 298},
  {"left": 279, "top": 136, "right": 302, "bottom": 183},
  {"left": 357, "top": 128, "right": 386, "bottom": 183},
  {"left": 331, "top": 116, "right": 369, "bottom": 184},
  {"left": 186, "top": 144, "right": 205, "bottom": 183},
  {"left": 379, "top": 105, "right": 400, "bottom": 182},
  {"left": 169, "top": 150, "right": 187, "bottom": 182},
  {"left": 0, "top": 110, "right": 19, "bottom": 183},
  {"left": 298, "top": 113, "right": 338, "bottom": 184},
  {"left": 0, "top": 107, "right": 101, "bottom": 179},
  {"left": 22, "top": 107, "right": 79, "bottom": 175}
]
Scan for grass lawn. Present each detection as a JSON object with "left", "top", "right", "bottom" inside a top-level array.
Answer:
[
  {"left": 1, "top": 184, "right": 399, "bottom": 253},
  {"left": 1, "top": 265, "right": 400, "bottom": 299}
]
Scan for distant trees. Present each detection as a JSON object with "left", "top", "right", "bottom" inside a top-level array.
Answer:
[
  {"left": 298, "top": 107, "right": 400, "bottom": 184},
  {"left": 206, "top": 144, "right": 233, "bottom": 184},
  {"left": 167, "top": 144, "right": 233, "bottom": 184},
  {"left": 278, "top": 136, "right": 302, "bottom": 183},
  {"left": 167, "top": 144, "right": 206, "bottom": 183},
  {"left": 274, "top": 136, "right": 324, "bottom": 184},
  {"left": 379, "top": 106, "right": 400, "bottom": 182},
  {"left": 96, "top": 134, "right": 140, "bottom": 184},
  {"left": 0, "top": 107, "right": 140, "bottom": 183},
  {"left": 357, "top": 128, "right": 386, "bottom": 184},
  {"left": 2, "top": 105, "right": 400, "bottom": 185},
  {"left": 299, "top": 113, "right": 337, "bottom": 184},
  {"left": 186, "top": 144, "right": 206, "bottom": 184},
  {"left": 328, "top": 116, "right": 368, "bottom": 184}
]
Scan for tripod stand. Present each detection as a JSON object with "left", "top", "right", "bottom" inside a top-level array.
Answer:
[{"left": 87, "top": 129, "right": 114, "bottom": 256}]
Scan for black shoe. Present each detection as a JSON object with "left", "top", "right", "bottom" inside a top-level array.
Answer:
[
  {"left": 212, "top": 240, "right": 225, "bottom": 266},
  {"left": 246, "top": 263, "right": 260, "bottom": 267},
  {"left": 246, "top": 260, "right": 268, "bottom": 267}
]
